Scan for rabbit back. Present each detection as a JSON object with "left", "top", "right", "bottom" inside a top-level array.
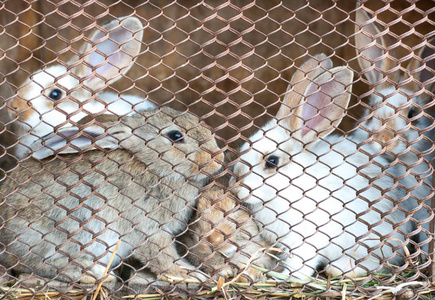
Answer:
[
  {"left": 238, "top": 130, "right": 413, "bottom": 278},
  {"left": 0, "top": 107, "right": 224, "bottom": 282},
  {"left": 233, "top": 55, "right": 414, "bottom": 278},
  {"left": 184, "top": 183, "right": 276, "bottom": 281},
  {"left": 354, "top": 9, "right": 435, "bottom": 252},
  {"left": 0, "top": 151, "right": 189, "bottom": 273}
]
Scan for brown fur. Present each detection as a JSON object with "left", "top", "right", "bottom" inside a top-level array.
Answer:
[
  {"left": 2, "top": 1, "right": 434, "bottom": 151},
  {"left": 9, "top": 84, "right": 36, "bottom": 122},
  {"left": 0, "top": 107, "right": 224, "bottom": 283},
  {"left": 182, "top": 182, "right": 276, "bottom": 282}
]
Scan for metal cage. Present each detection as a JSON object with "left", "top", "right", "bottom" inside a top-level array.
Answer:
[{"left": 0, "top": 0, "right": 434, "bottom": 299}]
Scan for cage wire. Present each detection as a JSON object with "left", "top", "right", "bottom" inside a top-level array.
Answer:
[{"left": 0, "top": 0, "right": 434, "bottom": 299}]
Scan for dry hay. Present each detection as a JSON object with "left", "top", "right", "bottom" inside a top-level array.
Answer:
[{"left": 1, "top": 263, "right": 435, "bottom": 300}]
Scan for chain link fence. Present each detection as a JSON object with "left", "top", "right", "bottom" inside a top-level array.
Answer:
[{"left": 0, "top": 0, "right": 434, "bottom": 299}]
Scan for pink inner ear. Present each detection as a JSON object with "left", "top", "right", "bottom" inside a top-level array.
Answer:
[
  {"left": 301, "top": 76, "right": 343, "bottom": 137},
  {"left": 84, "top": 24, "right": 136, "bottom": 85},
  {"left": 420, "top": 44, "right": 435, "bottom": 85},
  {"left": 88, "top": 37, "right": 122, "bottom": 79},
  {"left": 301, "top": 98, "right": 320, "bottom": 137},
  {"left": 301, "top": 82, "right": 331, "bottom": 137}
]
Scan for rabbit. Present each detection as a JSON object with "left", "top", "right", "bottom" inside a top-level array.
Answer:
[
  {"left": 0, "top": 81, "right": 18, "bottom": 172},
  {"left": 182, "top": 181, "right": 277, "bottom": 282},
  {"left": 231, "top": 54, "right": 415, "bottom": 280},
  {"left": 354, "top": 7, "right": 435, "bottom": 254},
  {"left": 7, "top": 16, "right": 157, "bottom": 159},
  {"left": 0, "top": 106, "right": 224, "bottom": 284}
]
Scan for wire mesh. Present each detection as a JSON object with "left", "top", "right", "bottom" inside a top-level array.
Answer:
[{"left": 0, "top": 0, "right": 434, "bottom": 299}]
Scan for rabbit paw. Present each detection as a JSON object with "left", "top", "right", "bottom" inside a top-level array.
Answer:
[
  {"left": 216, "top": 265, "right": 234, "bottom": 279},
  {"left": 240, "top": 268, "right": 261, "bottom": 283},
  {"left": 161, "top": 266, "right": 206, "bottom": 282},
  {"left": 79, "top": 265, "right": 116, "bottom": 284}
]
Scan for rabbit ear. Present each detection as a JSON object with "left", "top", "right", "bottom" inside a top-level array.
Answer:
[
  {"left": 76, "top": 16, "right": 144, "bottom": 90},
  {"left": 31, "top": 120, "right": 132, "bottom": 160},
  {"left": 355, "top": 8, "right": 391, "bottom": 84},
  {"left": 277, "top": 54, "right": 333, "bottom": 125},
  {"left": 0, "top": 80, "right": 15, "bottom": 117},
  {"left": 412, "top": 38, "right": 435, "bottom": 91},
  {"left": 295, "top": 66, "right": 354, "bottom": 143},
  {"left": 0, "top": 81, "right": 15, "bottom": 101}
]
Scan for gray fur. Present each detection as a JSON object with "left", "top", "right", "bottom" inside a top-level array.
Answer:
[{"left": 0, "top": 107, "right": 223, "bottom": 283}]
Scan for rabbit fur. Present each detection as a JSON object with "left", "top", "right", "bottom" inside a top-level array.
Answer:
[
  {"left": 8, "top": 16, "right": 156, "bottom": 158},
  {"left": 232, "top": 54, "right": 415, "bottom": 279},
  {"left": 0, "top": 107, "right": 223, "bottom": 283},
  {"left": 182, "top": 180, "right": 276, "bottom": 282},
  {"left": 354, "top": 7, "right": 435, "bottom": 253}
]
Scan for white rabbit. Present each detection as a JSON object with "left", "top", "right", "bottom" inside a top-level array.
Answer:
[
  {"left": 354, "top": 8, "right": 435, "bottom": 254},
  {"left": 0, "top": 107, "right": 224, "bottom": 283},
  {"left": 8, "top": 16, "right": 156, "bottom": 158},
  {"left": 231, "top": 54, "right": 414, "bottom": 279}
]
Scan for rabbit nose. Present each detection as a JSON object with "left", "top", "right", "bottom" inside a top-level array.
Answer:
[
  {"left": 195, "top": 148, "right": 224, "bottom": 172},
  {"left": 374, "top": 130, "right": 399, "bottom": 151},
  {"left": 8, "top": 99, "right": 20, "bottom": 115},
  {"left": 207, "top": 230, "right": 225, "bottom": 247},
  {"left": 6, "top": 106, "right": 16, "bottom": 118},
  {"left": 229, "top": 176, "right": 242, "bottom": 194},
  {"left": 8, "top": 97, "right": 28, "bottom": 119}
]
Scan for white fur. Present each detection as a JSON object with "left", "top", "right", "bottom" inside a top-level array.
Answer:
[
  {"left": 232, "top": 55, "right": 416, "bottom": 279},
  {"left": 236, "top": 119, "right": 412, "bottom": 278},
  {"left": 352, "top": 87, "right": 433, "bottom": 254},
  {"left": 354, "top": 7, "right": 435, "bottom": 254},
  {"left": 9, "top": 17, "right": 157, "bottom": 158}
]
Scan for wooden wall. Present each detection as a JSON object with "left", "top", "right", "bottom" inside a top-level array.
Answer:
[{"left": 1, "top": 0, "right": 434, "bottom": 154}]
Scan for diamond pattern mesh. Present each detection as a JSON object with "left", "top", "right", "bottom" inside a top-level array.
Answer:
[{"left": 0, "top": 0, "right": 434, "bottom": 299}]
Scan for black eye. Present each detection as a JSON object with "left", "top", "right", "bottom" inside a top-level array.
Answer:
[
  {"left": 265, "top": 155, "right": 279, "bottom": 169},
  {"left": 49, "top": 89, "right": 63, "bottom": 101},
  {"left": 167, "top": 130, "right": 184, "bottom": 143},
  {"left": 407, "top": 107, "right": 416, "bottom": 119}
]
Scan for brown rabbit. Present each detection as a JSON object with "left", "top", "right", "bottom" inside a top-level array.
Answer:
[
  {"left": 183, "top": 182, "right": 276, "bottom": 282},
  {"left": 0, "top": 107, "right": 224, "bottom": 284}
]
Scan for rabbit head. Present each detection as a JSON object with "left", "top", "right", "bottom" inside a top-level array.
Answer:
[
  {"left": 8, "top": 16, "right": 144, "bottom": 150},
  {"left": 231, "top": 55, "right": 358, "bottom": 279},
  {"left": 31, "top": 107, "right": 224, "bottom": 182},
  {"left": 192, "top": 186, "right": 255, "bottom": 254},
  {"left": 233, "top": 54, "right": 354, "bottom": 207},
  {"left": 186, "top": 184, "right": 276, "bottom": 281},
  {"left": 1, "top": 107, "right": 224, "bottom": 283},
  {"left": 355, "top": 8, "right": 435, "bottom": 156}
]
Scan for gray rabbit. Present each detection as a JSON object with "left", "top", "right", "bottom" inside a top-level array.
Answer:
[{"left": 0, "top": 107, "right": 224, "bottom": 284}]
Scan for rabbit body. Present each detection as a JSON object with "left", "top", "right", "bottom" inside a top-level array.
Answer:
[
  {"left": 354, "top": 8, "right": 435, "bottom": 253},
  {"left": 0, "top": 107, "right": 223, "bottom": 283},
  {"left": 8, "top": 16, "right": 156, "bottom": 158},
  {"left": 183, "top": 183, "right": 276, "bottom": 281},
  {"left": 237, "top": 123, "right": 411, "bottom": 279},
  {"left": 354, "top": 89, "right": 433, "bottom": 253},
  {"left": 233, "top": 55, "right": 414, "bottom": 279}
]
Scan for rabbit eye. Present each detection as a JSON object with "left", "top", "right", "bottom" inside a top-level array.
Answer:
[
  {"left": 167, "top": 130, "right": 185, "bottom": 143},
  {"left": 49, "top": 89, "right": 63, "bottom": 101},
  {"left": 407, "top": 107, "right": 416, "bottom": 119},
  {"left": 265, "top": 155, "right": 279, "bottom": 169}
]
